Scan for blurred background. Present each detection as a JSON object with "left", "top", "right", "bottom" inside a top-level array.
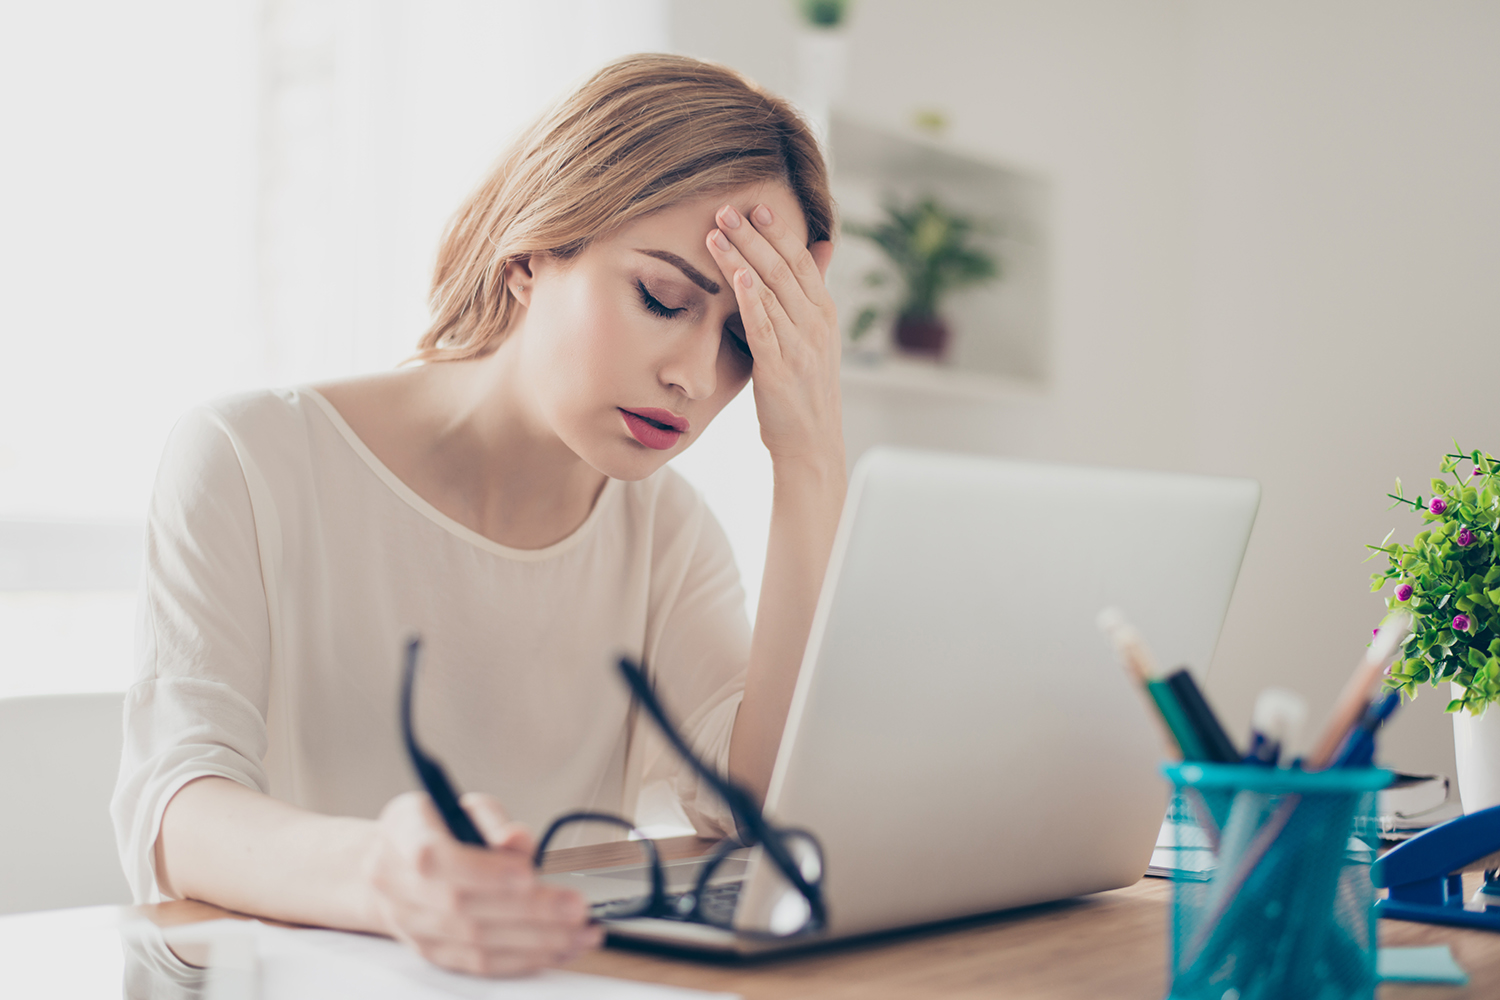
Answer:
[{"left": 1, "top": 0, "right": 1496, "bottom": 783}]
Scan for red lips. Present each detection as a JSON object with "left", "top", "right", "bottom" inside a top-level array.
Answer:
[{"left": 619, "top": 408, "right": 689, "bottom": 451}]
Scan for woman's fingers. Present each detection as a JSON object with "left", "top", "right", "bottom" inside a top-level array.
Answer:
[
  {"left": 708, "top": 231, "right": 790, "bottom": 358},
  {"left": 420, "top": 920, "right": 602, "bottom": 978},
  {"left": 367, "top": 791, "right": 599, "bottom": 978},
  {"left": 714, "top": 203, "right": 827, "bottom": 315},
  {"left": 459, "top": 792, "right": 509, "bottom": 844},
  {"left": 726, "top": 265, "right": 783, "bottom": 363},
  {"left": 458, "top": 793, "right": 539, "bottom": 863}
]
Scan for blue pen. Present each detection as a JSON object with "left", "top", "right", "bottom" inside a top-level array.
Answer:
[{"left": 1334, "top": 690, "right": 1403, "bottom": 768}]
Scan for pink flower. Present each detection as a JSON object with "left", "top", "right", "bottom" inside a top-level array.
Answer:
[
  {"left": 1396, "top": 583, "right": 1414, "bottom": 602},
  {"left": 1430, "top": 496, "right": 1449, "bottom": 515},
  {"left": 1458, "top": 527, "right": 1477, "bottom": 547},
  {"left": 1454, "top": 614, "right": 1472, "bottom": 633}
]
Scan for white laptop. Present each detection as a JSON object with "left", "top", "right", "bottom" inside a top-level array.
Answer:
[{"left": 552, "top": 446, "right": 1259, "bottom": 955}]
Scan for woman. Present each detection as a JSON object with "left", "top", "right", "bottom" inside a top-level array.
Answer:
[{"left": 111, "top": 54, "right": 843, "bottom": 976}]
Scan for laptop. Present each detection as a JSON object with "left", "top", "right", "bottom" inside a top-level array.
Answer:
[{"left": 550, "top": 446, "right": 1259, "bottom": 955}]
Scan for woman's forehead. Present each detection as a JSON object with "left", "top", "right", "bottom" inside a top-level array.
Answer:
[{"left": 621, "top": 183, "right": 810, "bottom": 246}]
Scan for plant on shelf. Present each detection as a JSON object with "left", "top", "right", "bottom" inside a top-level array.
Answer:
[
  {"left": 847, "top": 195, "right": 999, "bottom": 359},
  {"left": 1367, "top": 445, "right": 1500, "bottom": 714},
  {"left": 795, "top": 0, "right": 852, "bottom": 28}
]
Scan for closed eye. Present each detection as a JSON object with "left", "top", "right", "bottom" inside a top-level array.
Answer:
[{"left": 636, "top": 280, "right": 686, "bottom": 319}]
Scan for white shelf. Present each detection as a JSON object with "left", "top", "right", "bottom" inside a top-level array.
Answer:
[
  {"left": 839, "top": 356, "right": 1044, "bottom": 403},
  {"left": 826, "top": 113, "right": 1051, "bottom": 387}
]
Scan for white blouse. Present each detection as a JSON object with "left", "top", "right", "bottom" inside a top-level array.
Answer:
[{"left": 112, "top": 388, "right": 749, "bottom": 902}]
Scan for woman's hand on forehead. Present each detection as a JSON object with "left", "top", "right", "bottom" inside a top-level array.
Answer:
[{"left": 704, "top": 198, "right": 841, "bottom": 467}]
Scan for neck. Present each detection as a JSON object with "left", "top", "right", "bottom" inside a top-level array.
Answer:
[{"left": 409, "top": 336, "right": 608, "bottom": 548}]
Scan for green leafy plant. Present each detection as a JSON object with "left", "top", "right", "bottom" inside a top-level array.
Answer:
[
  {"left": 1368, "top": 445, "right": 1500, "bottom": 714},
  {"left": 846, "top": 196, "right": 999, "bottom": 340},
  {"left": 795, "top": 0, "right": 852, "bottom": 29}
]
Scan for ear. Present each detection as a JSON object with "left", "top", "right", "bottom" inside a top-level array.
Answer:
[{"left": 503, "top": 257, "right": 536, "bottom": 307}]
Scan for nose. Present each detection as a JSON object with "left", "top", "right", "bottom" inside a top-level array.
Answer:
[{"left": 657, "top": 321, "right": 721, "bottom": 401}]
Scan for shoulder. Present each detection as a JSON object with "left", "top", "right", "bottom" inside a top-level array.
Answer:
[
  {"left": 155, "top": 388, "right": 324, "bottom": 491},
  {"left": 194, "top": 387, "right": 320, "bottom": 441}
]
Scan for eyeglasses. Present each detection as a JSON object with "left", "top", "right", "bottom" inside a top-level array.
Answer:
[{"left": 399, "top": 637, "right": 826, "bottom": 937}]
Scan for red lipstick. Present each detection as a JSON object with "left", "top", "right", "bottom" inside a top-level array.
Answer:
[{"left": 619, "top": 408, "right": 689, "bottom": 450}]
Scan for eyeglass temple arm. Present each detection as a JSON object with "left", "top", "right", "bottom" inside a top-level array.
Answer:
[
  {"left": 615, "top": 657, "right": 824, "bottom": 914},
  {"left": 403, "top": 637, "right": 487, "bottom": 846},
  {"left": 402, "top": 650, "right": 819, "bottom": 922},
  {"left": 615, "top": 658, "right": 760, "bottom": 830}
]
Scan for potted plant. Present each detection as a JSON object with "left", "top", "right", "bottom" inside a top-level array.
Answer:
[
  {"left": 847, "top": 195, "right": 999, "bottom": 360},
  {"left": 1368, "top": 445, "right": 1500, "bottom": 811}
]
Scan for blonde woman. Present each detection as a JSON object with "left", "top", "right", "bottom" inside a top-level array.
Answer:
[{"left": 111, "top": 54, "right": 842, "bottom": 976}]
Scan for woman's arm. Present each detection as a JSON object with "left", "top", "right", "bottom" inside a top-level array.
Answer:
[
  {"left": 157, "top": 776, "right": 377, "bottom": 928},
  {"left": 730, "top": 454, "right": 845, "bottom": 803},
  {"left": 706, "top": 202, "right": 847, "bottom": 804},
  {"left": 158, "top": 777, "right": 601, "bottom": 976}
]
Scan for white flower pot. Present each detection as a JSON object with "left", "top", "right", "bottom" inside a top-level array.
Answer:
[
  {"left": 1451, "top": 682, "right": 1500, "bottom": 813},
  {"left": 794, "top": 29, "right": 849, "bottom": 145}
]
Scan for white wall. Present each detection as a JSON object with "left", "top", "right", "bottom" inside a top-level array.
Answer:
[
  {"left": 1187, "top": 1, "right": 1500, "bottom": 775},
  {"left": 0, "top": 1, "right": 263, "bottom": 521},
  {"left": 0, "top": 0, "right": 672, "bottom": 697},
  {"left": 671, "top": 0, "right": 1500, "bottom": 777}
]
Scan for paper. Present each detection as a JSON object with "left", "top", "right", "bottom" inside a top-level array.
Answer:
[
  {"left": 166, "top": 920, "right": 740, "bottom": 1000},
  {"left": 1146, "top": 817, "right": 1216, "bottom": 880},
  {"left": 1377, "top": 945, "right": 1469, "bottom": 985}
]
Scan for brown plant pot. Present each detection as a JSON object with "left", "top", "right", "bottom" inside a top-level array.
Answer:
[{"left": 894, "top": 314, "right": 949, "bottom": 359}]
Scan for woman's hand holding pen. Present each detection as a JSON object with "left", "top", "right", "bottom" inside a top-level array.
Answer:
[
  {"left": 362, "top": 791, "right": 602, "bottom": 977},
  {"left": 704, "top": 201, "right": 843, "bottom": 471}
]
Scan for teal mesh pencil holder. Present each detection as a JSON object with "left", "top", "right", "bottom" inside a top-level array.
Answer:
[{"left": 1161, "top": 763, "right": 1391, "bottom": 1000}]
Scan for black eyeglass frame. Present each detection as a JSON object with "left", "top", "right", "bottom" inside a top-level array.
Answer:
[{"left": 399, "top": 637, "right": 827, "bottom": 935}]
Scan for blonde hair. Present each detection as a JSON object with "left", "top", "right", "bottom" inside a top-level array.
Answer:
[{"left": 413, "top": 53, "right": 835, "bottom": 363}]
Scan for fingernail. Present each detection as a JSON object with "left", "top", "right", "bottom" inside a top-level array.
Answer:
[
  {"left": 710, "top": 229, "right": 731, "bottom": 251},
  {"left": 736, "top": 269, "right": 753, "bottom": 288},
  {"left": 719, "top": 205, "right": 741, "bottom": 229},
  {"left": 753, "top": 205, "right": 773, "bottom": 226}
]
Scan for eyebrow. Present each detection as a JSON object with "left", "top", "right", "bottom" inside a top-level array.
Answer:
[{"left": 634, "top": 249, "right": 721, "bottom": 296}]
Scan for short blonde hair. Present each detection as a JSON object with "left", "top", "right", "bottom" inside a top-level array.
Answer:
[{"left": 414, "top": 54, "right": 835, "bottom": 363}]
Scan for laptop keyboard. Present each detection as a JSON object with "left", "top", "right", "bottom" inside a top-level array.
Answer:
[{"left": 592, "top": 879, "right": 743, "bottom": 923}]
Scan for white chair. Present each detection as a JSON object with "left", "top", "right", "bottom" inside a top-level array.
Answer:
[
  {"left": 0, "top": 519, "right": 141, "bottom": 915},
  {"left": 0, "top": 692, "right": 133, "bottom": 914}
]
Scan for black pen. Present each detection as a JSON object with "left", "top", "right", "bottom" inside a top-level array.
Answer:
[{"left": 1165, "top": 667, "right": 1241, "bottom": 764}]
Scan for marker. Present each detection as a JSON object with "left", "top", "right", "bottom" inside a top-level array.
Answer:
[{"left": 1165, "top": 668, "right": 1241, "bottom": 764}]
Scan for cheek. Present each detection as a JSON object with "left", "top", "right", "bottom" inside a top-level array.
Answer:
[{"left": 530, "top": 285, "right": 637, "bottom": 402}]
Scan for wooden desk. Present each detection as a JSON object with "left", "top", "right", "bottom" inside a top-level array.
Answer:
[{"left": 14, "top": 838, "right": 1500, "bottom": 998}]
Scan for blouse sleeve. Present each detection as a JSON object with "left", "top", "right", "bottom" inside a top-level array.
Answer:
[
  {"left": 110, "top": 405, "right": 276, "bottom": 902},
  {"left": 639, "top": 475, "right": 753, "bottom": 838}
]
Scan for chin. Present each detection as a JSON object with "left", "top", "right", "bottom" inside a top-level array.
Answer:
[{"left": 579, "top": 440, "right": 681, "bottom": 482}]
